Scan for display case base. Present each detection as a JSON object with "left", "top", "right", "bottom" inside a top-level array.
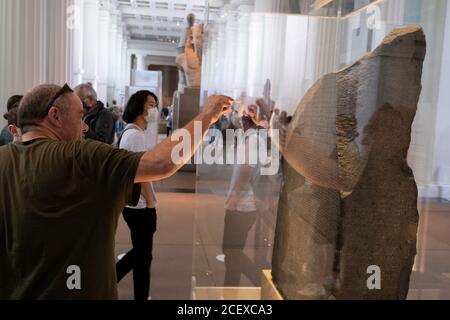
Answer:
[
  {"left": 192, "top": 270, "right": 284, "bottom": 300},
  {"left": 193, "top": 287, "right": 261, "bottom": 300},
  {"left": 260, "top": 270, "right": 284, "bottom": 300}
]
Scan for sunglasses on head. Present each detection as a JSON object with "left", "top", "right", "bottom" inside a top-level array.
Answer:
[{"left": 45, "top": 83, "right": 74, "bottom": 114}]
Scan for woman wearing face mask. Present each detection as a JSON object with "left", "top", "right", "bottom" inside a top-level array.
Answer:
[
  {"left": 116, "top": 90, "right": 159, "bottom": 301},
  {"left": 145, "top": 98, "right": 161, "bottom": 150}
]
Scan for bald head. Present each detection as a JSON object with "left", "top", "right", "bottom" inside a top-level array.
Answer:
[
  {"left": 18, "top": 84, "right": 87, "bottom": 141},
  {"left": 18, "top": 84, "right": 72, "bottom": 132}
]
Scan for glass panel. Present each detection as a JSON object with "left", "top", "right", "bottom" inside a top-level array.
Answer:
[{"left": 193, "top": 0, "right": 450, "bottom": 300}]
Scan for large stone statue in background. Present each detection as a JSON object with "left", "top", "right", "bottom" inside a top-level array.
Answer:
[
  {"left": 173, "top": 17, "right": 204, "bottom": 137},
  {"left": 176, "top": 13, "right": 195, "bottom": 88},
  {"left": 272, "top": 26, "right": 426, "bottom": 300},
  {"left": 177, "top": 14, "right": 195, "bottom": 54},
  {"left": 176, "top": 14, "right": 203, "bottom": 89}
]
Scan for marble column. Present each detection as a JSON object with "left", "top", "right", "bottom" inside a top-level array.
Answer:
[
  {"left": 97, "top": 3, "right": 110, "bottom": 103},
  {"left": 135, "top": 53, "right": 149, "bottom": 71},
  {"left": 119, "top": 30, "right": 129, "bottom": 105},
  {"left": 81, "top": 0, "right": 100, "bottom": 87},
  {"left": 114, "top": 22, "right": 124, "bottom": 100},
  {"left": 71, "top": 0, "right": 84, "bottom": 86},
  {"left": 107, "top": 9, "right": 118, "bottom": 105},
  {"left": 408, "top": 0, "right": 449, "bottom": 194},
  {"left": 246, "top": 13, "right": 264, "bottom": 96},
  {"left": 233, "top": 6, "right": 251, "bottom": 97},
  {"left": 129, "top": 52, "right": 148, "bottom": 87},
  {"left": 432, "top": 0, "right": 450, "bottom": 201},
  {"left": 0, "top": 0, "right": 73, "bottom": 125}
]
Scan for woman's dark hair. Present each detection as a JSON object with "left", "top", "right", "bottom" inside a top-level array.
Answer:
[
  {"left": 5, "top": 107, "right": 18, "bottom": 126},
  {"left": 7, "top": 95, "right": 23, "bottom": 112},
  {"left": 123, "top": 90, "right": 159, "bottom": 124},
  {"left": 3, "top": 97, "right": 22, "bottom": 121}
]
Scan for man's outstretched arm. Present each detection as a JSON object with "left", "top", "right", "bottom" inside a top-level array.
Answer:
[{"left": 135, "top": 95, "right": 232, "bottom": 183}]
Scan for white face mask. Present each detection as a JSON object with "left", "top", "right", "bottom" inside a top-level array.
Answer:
[{"left": 147, "top": 107, "right": 159, "bottom": 123}]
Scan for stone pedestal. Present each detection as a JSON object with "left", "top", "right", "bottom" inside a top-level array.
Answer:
[
  {"left": 192, "top": 271, "right": 284, "bottom": 300},
  {"left": 174, "top": 87, "right": 201, "bottom": 172},
  {"left": 174, "top": 87, "right": 201, "bottom": 129},
  {"left": 192, "top": 287, "right": 261, "bottom": 300},
  {"left": 261, "top": 270, "right": 284, "bottom": 300}
]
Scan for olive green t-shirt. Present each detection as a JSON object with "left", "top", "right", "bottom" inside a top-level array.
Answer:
[{"left": 0, "top": 138, "right": 144, "bottom": 300}]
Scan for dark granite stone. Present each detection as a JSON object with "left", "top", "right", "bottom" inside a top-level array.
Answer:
[{"left": 272, "top": 26, "right": 426, "bottom": 300}]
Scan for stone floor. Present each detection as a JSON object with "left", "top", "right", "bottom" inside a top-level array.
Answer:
[{"left": 115, "top": 171, "right": 450, "bottom": 300}]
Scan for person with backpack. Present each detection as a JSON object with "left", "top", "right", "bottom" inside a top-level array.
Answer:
[
  {"left": 115, "top": 90, "right": 159, "bottom": 301},
  {"left": 74, "top": 83, "right": 115, "bottom": 144}
]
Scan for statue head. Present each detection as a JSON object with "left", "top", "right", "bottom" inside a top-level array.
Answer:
[{"left": 187, "top": 13, "right": 196, "bottom": 27}]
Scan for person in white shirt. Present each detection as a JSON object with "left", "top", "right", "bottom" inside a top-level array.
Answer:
[
  {"left": 116, "top": 90, "right": 159, "bottom": 301},
  {"left": 222, "top": 113, "right": 262, "bottom": 286}
]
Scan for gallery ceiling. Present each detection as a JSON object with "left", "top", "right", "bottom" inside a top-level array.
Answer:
[{"left": 115, "top": 0, "right": 211, "bottom": 43}]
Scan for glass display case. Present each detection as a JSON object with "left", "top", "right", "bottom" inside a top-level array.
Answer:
[{"left": 192, "top": 0, "right": 450, "bottom": 300}]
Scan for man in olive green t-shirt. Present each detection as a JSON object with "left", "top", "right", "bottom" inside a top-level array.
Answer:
[{"left": 0, "top": 84, "right": 231, "bottom": 300}]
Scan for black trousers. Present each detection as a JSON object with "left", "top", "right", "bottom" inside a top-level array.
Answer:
[{"left": 116, "top": 207, "right": 157, "bottom": 301}]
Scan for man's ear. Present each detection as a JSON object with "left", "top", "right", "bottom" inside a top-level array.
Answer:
[
  {"left": 8, "top": 124, "right": 20, "bottom": 138},
  {"left": 47, "top": 107, "right": 63, "bottom": 127},
  {"left": 7, "top": 124, "right": 15, "bottom": 136}
]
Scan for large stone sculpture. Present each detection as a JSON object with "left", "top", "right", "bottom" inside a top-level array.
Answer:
[
  {"left": 177, "top": 13, "right": 196, "bottom": 54},
  {"left": 176, "top": 24, "right": 204, "bottom": 89},
  {"left": 272, "top": 26, "right": 426, "bottom": 300},
  {"left": 176, "top": 14, "right": 195, "bottom": 88}
]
